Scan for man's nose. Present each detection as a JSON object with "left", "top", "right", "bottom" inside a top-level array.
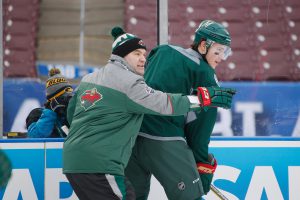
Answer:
[{"left": 140, "top": 56, "right": 146, "bottom": 62}]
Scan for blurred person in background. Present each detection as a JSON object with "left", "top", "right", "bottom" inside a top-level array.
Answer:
[
  {"left": 26, "top": 68, "right": 73, "bottom": 138},
  {"left": 0, "top": 149, "right": 12, "bottom": 188},
  {"left": 125, "top": 19, "right": 234, "bottom": 200},
  {"left": 62, "top": 26, "right": 235, "bottom": 200}
]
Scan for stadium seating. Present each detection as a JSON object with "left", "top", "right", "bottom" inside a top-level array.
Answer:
[
  {"left": 225, "top": 22, "right": 256, "bottom": 51},
  {"left": 284, "top": 5, "right": 300, "bottom": 21},
  {"left": 3, "top": 0, "right": 39, "bottom": 77},
  {"left": 291, "top": 48, "right": 300, "bottom": 80},
  {"left": 257, "top": 49, "right": 293, "bottom": 81},
  {"left": 4, "top": 20, "right": 38, "bottom": 35},
  {"left": 3, "top": 0, "right": 39, "bottom": 6},
  {"left": 218, "top": 50, "right": 261, "bottom": 81},
  {"left": 3, "top": 4, "right": 39, "bottom": 21},
  {"left": 37, "top": 0, "right": 123, "bottom": 66},
  {"left": 3, "top": 0, "right": 300, "bottom": 81},
  {"left": 4, "top": 34, "right": 36, "bottom": 51},
  {"left": 124, "top": 0, "right": 300, "bottom": 81}
]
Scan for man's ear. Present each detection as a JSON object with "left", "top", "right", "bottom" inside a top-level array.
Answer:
[{"left": 198, "top": 40, "right": 207, "bottom": 54}]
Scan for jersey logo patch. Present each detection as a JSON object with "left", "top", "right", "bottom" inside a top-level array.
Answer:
[
  {"left": 145, "top": 86, "right": 154, "bottom": 94},
  {"left": 178, "top": 181, "right": 185, "bottom": 191},
  {"left": 80, "top": 88, "right": 102, "bottom": 110}
]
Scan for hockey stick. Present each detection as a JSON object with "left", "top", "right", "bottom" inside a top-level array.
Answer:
[{"left": 210, "top": 184, "right": 229, "bottom": 200}]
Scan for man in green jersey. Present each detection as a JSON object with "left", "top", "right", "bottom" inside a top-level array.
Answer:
[
  {"left": 125, "top": 20, "right": 234, "bottom": 200},
  {"left": 63, "top": 26, "right": 235, "bottom": 200}
]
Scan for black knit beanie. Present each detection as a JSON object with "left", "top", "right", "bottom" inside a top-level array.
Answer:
[{"left": 111, "top": 26, "right": 146, "bottom": 57}]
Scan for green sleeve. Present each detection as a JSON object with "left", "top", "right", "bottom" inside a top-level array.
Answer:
[
  {"left": 185, "top": 108, "right": 217, "bottom": 163},
  {"left": 67, "top": 91, "right": 78, "bottom": 125}
]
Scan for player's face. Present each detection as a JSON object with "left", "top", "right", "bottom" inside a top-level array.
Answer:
[
  {"left": 124, "top": 49, "right": 147, "bottom": 76},
  {"left": 206, "top": 43, "right": 231, "bottom": 68}
]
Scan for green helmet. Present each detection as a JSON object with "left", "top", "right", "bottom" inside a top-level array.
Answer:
[{"left": 193, "top": 20, "right": 231, "bottom": 47}]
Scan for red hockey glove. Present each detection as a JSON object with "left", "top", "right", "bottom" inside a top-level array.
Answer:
[
  {"left": 197, "top": 86, "right": 236, "bottom": 109},
  {"left": 197, "top": 155, "right": 217, "bottom": 174},
  {"left": 197, "top": 154, "right": 217, "bottom": 194}
]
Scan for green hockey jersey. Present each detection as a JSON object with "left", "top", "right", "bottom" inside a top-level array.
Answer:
[
  {"left": 63, "top": 55, "right": 199, "bottom": 176},
  {"left": 140, "top": 45, "right": 219, "bottom": 162}
]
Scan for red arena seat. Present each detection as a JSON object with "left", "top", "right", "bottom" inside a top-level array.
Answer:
[
  {"left": 3, "top": 60, "right": 36, "bottom": 77},
  {"left": 218, "top": 50, "right": 261, "bottom": 81},
  {"left": 3, "top": 34, "right": 36, "bottom": 50}
]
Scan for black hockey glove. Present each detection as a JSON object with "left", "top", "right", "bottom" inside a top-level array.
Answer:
[
  {"left": 48, "top": 92, "right": 73, "bottom": 117},
  {"left": 197, "top": 86, "right": 236, "bottom": 109}
]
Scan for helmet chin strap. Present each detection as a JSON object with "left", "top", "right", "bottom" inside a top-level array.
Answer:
[
  {"left": 198, "top": 44, "right": 209, "bottom": 62},
  {"left": 192, "top": 40, "right": 210, "bottom": 63},
  {"left": 197, "top": 39, "right": 213, "bottom": 63}
]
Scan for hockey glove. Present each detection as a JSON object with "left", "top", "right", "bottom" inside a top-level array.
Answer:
[
  {"left": 49, "top": 92, "right": 73, "bottom": 116},
  {"left": 197, "top": 154, "right": 217, "bottom": 194},
  {"left": 197, "top": 86, "right": 236, "bottom": 109},
  {"left": 50, "top": 98, "right": 65, "bottom": 112}
]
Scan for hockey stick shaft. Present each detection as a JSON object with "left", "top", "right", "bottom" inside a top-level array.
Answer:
[{"left": 210, "top": 184, "right": 229, "bottom": 200}]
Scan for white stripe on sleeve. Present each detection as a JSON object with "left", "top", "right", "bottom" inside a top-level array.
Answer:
[{"left": 187, "top": 95, "right": 200, "bottom": 104}]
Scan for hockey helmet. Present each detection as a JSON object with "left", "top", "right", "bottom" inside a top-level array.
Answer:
[
  {"left": 194, "top": 20, "right": 231, "bottom": 46},
  {"left": 194, "top": 20, "right": 231, "bottom": 60}
]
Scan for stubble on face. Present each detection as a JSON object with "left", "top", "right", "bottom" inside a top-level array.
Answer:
[{"left": 124, "top": 49, "right": 146, "bottom": 76}]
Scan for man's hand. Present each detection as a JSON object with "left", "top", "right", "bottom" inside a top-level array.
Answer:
[
  {"left": 197, "top": 154, "right": 217, "bottom": 194},
  {"left": 46, "top": 92, "right": 73, "bottom": 116},
  {"left": 197, "top": 86, "right": 236, "bottom": 109},
  {"left": 49, "top": 98, "right": 66, "bottom": 112}
]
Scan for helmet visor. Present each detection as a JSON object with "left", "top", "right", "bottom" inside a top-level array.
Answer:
[{"left": 209, "top": 42, "right": 232, "bottom": 60}]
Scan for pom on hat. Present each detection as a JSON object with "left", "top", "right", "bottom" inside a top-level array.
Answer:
[
  {"left": 49, "top": 68, "right": 61, "bottom": 77},
  {"left": 46, "top": 68, "right": 72, "bottom": 101},
  {"left": 111, "top": 26, "right": 146, "bottom": 57},
  {"left": 111, "top": 26, "right": 126, "bottom": 40}
]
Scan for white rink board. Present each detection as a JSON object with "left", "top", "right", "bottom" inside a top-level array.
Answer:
[{"left": 0, "top": 138, "right": 300, "bottom": 200}]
